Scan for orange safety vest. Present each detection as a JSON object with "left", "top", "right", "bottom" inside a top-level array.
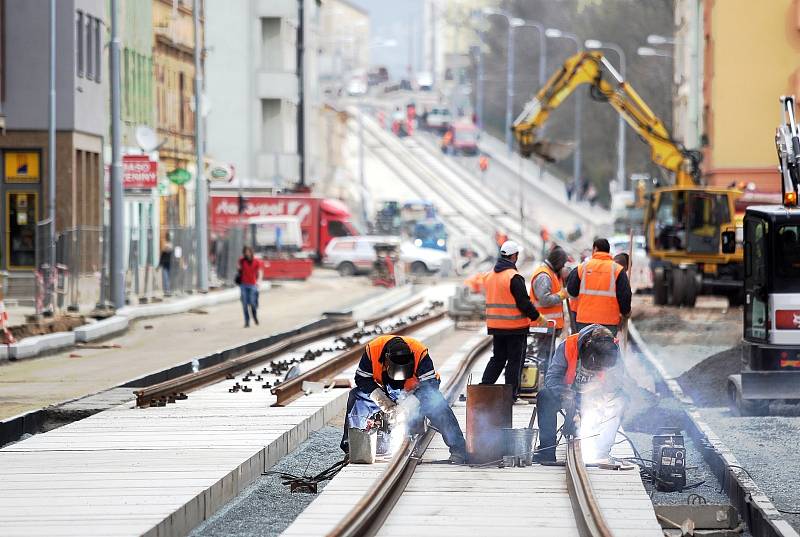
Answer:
[
  {"left": 564, "top": 334, "right": 580, "bottom": 385},
  {"left": 479, "top": 156, "right": 489, "bottom": 171},
  {"left": 576, "top": 253, "right": 623, "bottom": 326},
  {"left": 485, "top": 269, "right": 530, "bottom": 330},
  {"left": 464, "top": 272, "right": 488, "bottom": 294},
  {"left": 366, "top": 335, "right": 428, "bottom": 392},
  {"left": 569, "top": 296, "right": 579, "bottom": 313},
  {"left": 530, "top": 264, "right": 564, "bottom": 329}
]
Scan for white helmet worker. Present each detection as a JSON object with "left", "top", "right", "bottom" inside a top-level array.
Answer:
[{"left": 499, "top": 240, "right": 521, "bottom": 257}]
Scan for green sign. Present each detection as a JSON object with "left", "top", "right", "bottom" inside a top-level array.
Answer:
[{"left": 167, "top": 168, "right": 191, "bottom": 185}]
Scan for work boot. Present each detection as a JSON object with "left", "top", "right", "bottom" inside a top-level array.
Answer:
[
  {"left": 532, "top": 448, "right": 556, "bottom": 464},
  {"left": 449, "top": 449, "right": 467, "bottom": 464}
]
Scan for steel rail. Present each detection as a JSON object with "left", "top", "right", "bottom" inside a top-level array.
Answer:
[
  {"left": 271, "top": 310, "right": 447, "bottom": 406},
  {"left": 327, "top": 335, "right": 493, "bottom": 537},
  {"left": 134, "top": 297, "right": 424, "bottom": 407},
  {"left": 566, "top": 439, "right": 615, "bottom": 537}
]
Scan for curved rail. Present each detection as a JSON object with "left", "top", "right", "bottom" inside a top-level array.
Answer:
[
  {"left": 328, "top": 335, "right": 493, "bottom": 537},
  {"left": 566, "top": 439, "right": 615, "bottom": 537},
  {"left": 134, "top": 296, "right": 424, "bottom": 407},
  {"left": 271, "top": 310, "right": 447, "bottom": 406}
]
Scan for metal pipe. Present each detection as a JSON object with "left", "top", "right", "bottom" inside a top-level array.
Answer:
[
  {"left": 193, "top": 0, "right": 208, "bottom": 292},
  {"left": 109, "top": 0, "right": 125, "bottom": 308},
  {"left": 47, "top": 0, "right": 56, "bottom": 312}
]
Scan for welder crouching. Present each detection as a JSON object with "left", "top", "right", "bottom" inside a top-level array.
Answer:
[
  {"left": 340, "top": 335, "right": 467, "bottom": 464},
  {"left": 535, "top": 324, "right": 627, "bottom": 463}
]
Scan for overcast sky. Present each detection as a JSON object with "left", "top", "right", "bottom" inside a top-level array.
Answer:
[{"left": 347, "top": 0, "right": 424, "bottom": 79}]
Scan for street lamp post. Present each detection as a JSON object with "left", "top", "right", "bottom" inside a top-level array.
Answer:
[
  {"left": 545, "top": 28, "right": 582, "bottom": 197},
  {"left": 585, "top": 39, "right": 627, "bottom": 191},
  {"left": 481, "top": 8, "right": 517, "bottom": 153}
]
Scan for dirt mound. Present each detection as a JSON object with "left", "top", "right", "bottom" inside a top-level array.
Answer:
[{"left": 677, "top": 344, "right": 741, "bottom": 407}]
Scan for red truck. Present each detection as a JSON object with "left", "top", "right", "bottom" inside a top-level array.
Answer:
[{"left": 209, "top": 194, "right": 358, "bottom": 259}]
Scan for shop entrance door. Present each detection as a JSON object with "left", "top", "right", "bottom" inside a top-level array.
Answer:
[{"left": 5, "top": 191, "right": 38, "bottom": 269}]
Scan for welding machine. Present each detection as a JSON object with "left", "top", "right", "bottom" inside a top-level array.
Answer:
[
  {"left": 520, "top": 322, "right": 558, "bottom": 397},
  {"left": 652, "top": 427, "right": 686, "bottom": 492}
]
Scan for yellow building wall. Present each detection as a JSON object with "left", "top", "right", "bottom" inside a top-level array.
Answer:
[{"left": 709, "top": 0, "right": 800, "bottom": 174}]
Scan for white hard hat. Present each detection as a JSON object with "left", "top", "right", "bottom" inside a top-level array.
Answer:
[{"left": 500, "top": 240, "right": 520, "bottom": 257}]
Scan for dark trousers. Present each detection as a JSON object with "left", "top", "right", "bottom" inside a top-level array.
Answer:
[
  {"left": 340, "top": 382, "right": 466, "bottom": 456},
  {"left": 576, "top": 322, "right": 618, "bottom": 336},
  {"left": 481, "top": 333, "right": 527, "bottom": 397},
  {"left": 536, "top": 386, "right": 562, "bottom": 461}
]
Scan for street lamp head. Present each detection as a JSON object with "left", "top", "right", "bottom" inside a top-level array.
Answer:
[
  {"left": 545, "top": 28, "right": 563, "bottom": 38},
  {"left": 510, "top": 17, "right": 526, "bottom": 27},
  {"left": 585, "top": 39, "right": 603, "bottom": 49},
  {"left": 637, "top": 46, "right": 657, "bottom": 56},
  {"left": 647, "top": 34, "right": 668, "bottom": 45}
]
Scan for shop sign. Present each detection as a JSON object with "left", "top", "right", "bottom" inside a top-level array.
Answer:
[
  {"left": 167, "top": 168, "right": 192, "bottom": 186},
  {"left": 123, "top": 155, "right": 157, "bottom": 189},
  {"left": 208, "top": 163, "right": 235, "bottom": 183},
  {"left": 5, "top": 151, "right": 40, "bottom": 183}
]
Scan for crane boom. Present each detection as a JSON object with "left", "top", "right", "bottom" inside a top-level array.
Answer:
[{"left": 511, "top": 51, "right": 700, "bottom": 187}]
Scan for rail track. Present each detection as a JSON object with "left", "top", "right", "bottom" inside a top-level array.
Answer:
[
  {"left": 134, "top": 297, "right": 438, "bottom": 407},
  {"left": 281, "top": 332, "right": 623, "bottom": 537},
  {"left": 353, "top": 109, "right": 543, "bottom": 262}
]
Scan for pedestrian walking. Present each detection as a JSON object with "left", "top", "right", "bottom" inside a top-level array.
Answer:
[
  {"left": 566, "top": 238, "right": 632, "bottom": 335},
  {"left": 158, "top": 240, "right": 173, "bottom": 297},
  {"left": 238, "top": 246, "right": 263, "bottom": 328},
  {"left": 481, "top": 241, "right": 546, "bottom": 402}
]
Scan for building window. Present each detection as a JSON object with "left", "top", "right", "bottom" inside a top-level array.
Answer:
[
  {"left": 94, "top": 18, "right": 102, "bottom": 82},
  {"left": 85, "top": 16, "right": 93, "bottom": 80},
  {"left": 76, "top": 11, "right": 84, "bottom": 77},
  {"left": 179, "top": 72, "right": 185, "bottom": 131}
]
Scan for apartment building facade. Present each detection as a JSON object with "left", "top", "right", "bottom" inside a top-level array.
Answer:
[
  {"left": 205, "top": 0, "right": 322, "bottom": 191},
  {"left": 0, "top": 0, "right": 106, "bottom": 276}
]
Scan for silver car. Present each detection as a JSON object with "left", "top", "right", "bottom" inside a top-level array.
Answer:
[{"left": 323, "top": 236, "right": 449, "bottom": 276}]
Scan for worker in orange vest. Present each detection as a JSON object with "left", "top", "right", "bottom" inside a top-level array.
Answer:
[
  {"left": 481, "top": 241, "right": 546, "bottom": 402},
  {"left": 494, "top": 230, "right": 509, "bottom": 251},
  {"left": 464, "top": 271, "right": 488, "bottom": 294},
  {"left": 566, "top": 238, "right": 632, "bottom": 336},
  {"left": 340, "top": 335, "right": 467, "bottom": 463},
  {"left": 530, "top": 245, "right": 569, "bottom": 341},
  {"left": 478, "top": 154, "right": 489, "bottom": 176},
  {"left": 534, "top": 324, "right": 624, "bottom": 463}
]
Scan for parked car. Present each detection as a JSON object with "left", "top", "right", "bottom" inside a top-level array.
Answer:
[
  {"left": 323, "top": 236, "right": 450, "bottom": 276},
  {"left": 424, "top": 107, "right": 452, "bottom": 132},
  {"left": 609, "top": 234, "right": 652, "bottom": 293}
]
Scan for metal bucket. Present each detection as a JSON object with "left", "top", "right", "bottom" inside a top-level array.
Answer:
[
  {"left": 503, "top": 428, "right": 538, "bottom": 466},
  {"left": 348, "top": 427, "right": 377, "bottom": 464}
]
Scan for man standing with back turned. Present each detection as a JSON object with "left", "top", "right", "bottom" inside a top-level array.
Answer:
[
  {"left": 567, "top": 238, "right": 632, "bottom": 335},
  {"left": 481, "top": 241, "right": 545, "bottom": 402}
]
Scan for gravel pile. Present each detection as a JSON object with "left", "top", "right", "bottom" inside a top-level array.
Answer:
[
  {"left": 677, "top": 344, "right": 742, "bottom": 407},
  {"left": 190, "top": 425, "right": 347, "bottom": 537}
]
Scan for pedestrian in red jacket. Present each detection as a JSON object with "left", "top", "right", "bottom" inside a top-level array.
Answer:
[{"left": 238, "top": 246, "right": 262, "bottom": 327}]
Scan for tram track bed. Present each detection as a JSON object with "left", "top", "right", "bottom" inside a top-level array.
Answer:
[
  {"left": 629, "top": 296, "right": 800, "bottom": 536},
  {"left": 0, "top": 291, "right": 453, "bottom": 537}
]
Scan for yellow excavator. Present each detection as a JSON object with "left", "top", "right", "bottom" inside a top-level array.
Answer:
[{"left": 512, "top": 51, "right": 743, "bottom": 307}]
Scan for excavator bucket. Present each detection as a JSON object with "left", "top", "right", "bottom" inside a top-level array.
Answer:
[{"left": 520, "top": 138, "right": 575, "bottom": 163}]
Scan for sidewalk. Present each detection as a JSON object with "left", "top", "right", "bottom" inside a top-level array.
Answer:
[{"left": 0, "top": 271, "right": 382, "bottom": 420}]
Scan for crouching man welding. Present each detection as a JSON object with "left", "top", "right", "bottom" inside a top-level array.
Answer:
[
  {"left": 534, "top": 324, "right": 627, "bottom": 464},
  {"left": 340, "top": 335, "right": 468, "bottom": 463}
]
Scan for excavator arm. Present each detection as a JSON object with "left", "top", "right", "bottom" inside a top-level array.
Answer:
[{"left": 512, "top": 51, "right": 700, "bottom": 187}]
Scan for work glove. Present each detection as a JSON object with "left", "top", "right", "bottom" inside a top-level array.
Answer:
[
  {"left": 557, "top": 288, "right": 569, "bottom": 300},
  {"left": 397, "top": 393, "right": 421, "bottom": 419},
  {"left": 533, "top": 316, "right": 548, "bottom": 327},
  {"left": 369, "top": 389, "right": 397, "bottom": 413}
]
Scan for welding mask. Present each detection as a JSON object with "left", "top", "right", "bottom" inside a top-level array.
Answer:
[
  {"left": 383, "top": 337, "right": 415, "bottom": 381},
  {"left": 580, "top": 327, "right": 619, "bottom": 372}
]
